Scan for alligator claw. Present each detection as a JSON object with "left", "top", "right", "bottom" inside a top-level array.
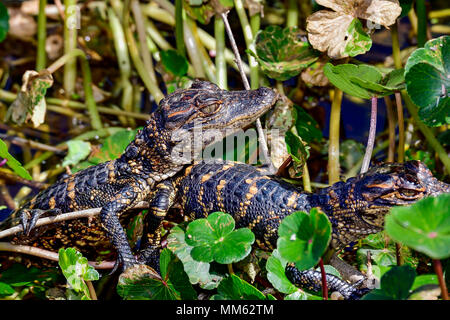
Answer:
[{"left": 19, "top": 208, "right": 61, "bottom": 235}]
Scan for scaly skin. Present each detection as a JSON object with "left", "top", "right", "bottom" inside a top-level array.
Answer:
[
  {"left": 1, "top": 81, "right": 278, "bottom": 270},
  {"left": 138, "top": 159, "right": 449, "bottom": 298}
]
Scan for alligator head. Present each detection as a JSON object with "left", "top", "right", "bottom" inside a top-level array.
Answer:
[
  {"left": 120, "top": 80, "right": 278, "bottom": 181},
  {"left": 319, "top": 160, "right": 450, "bottom": 249}
]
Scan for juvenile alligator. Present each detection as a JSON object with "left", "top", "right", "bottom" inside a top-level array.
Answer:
[
  {"left": 139, "top": 159, "right": 449, "bottom": 299},
  {"left": 1, "top": 80, "right": 278, "bottom": 270}
]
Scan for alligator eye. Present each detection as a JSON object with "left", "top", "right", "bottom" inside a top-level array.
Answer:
[
  {"left": 399, "top": 189, "right": 421, "bottom": 200},
  {"left": 200, "top": 103, "right": 221, "bottom": 115}
]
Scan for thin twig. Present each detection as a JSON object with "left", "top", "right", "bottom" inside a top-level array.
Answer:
[
  {"left": 360, "top": 97, "right": 378, "bottom": 174},
  {"left": 220, "top": 11, "right": 274, "bottom": 173},
  {"left": 0, "top": 201, "right": 149, "bottom": 240},
  {"left": 0, "top": 170, "right": 48, "bottom": 189},
  {"left": 0, "top": 242, "right": 115, "bottom": 269}
]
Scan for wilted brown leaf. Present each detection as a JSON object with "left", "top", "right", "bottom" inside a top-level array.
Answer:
[{"left": 307, "top": 0, "right": 401, "bottom": 59}]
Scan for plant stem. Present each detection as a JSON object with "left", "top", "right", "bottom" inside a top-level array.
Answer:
[
  {"left": 36, "top": 0, "right": 47, "bottom": 71},
  {"left": 395, "top": 92, "right": 405, "bottom": 162},
  {"left": 286, "top": 0, "right": 298, "bottom": 28},
  {"left": 123, "top": 1, "right": 164, "bottom": 103},
  {"left": 227, "top": 264, "right": 235, "bottom": 275},
  {"left": 215, "top": 16, "right": 227, "bottom": 89},
  {"left": 390, "top": 22, "right": 403, "bottom": 70},
  {"left": 432, "top": 259, "right": 448, "bottom": 300},
  {"left": 361, "top": 97, "right": 378, "bottom": 174},
  {"left": 416, "top": 0, "right": 427, "bottom": 47},
  {"left": 46, "top": 49, "right": 102, "bottom": 130},
  {"left": 108, "top": 7, "right": 134, "bottom": 127},
  {"left": 234, "top": 0, "right": 259, "bottom": 89},
  {"left": 402, "top": 91, "right": 450, "bottom": 173},
  {"left": 86, "top": 281, "right": 98, "bottom": 300},
  {"left": 384, "top": 96, "right": 396, "bottom": 162},
  {"left": 302, "top": 163, "right": 311, "bottom": 192},
  {"left": 318, "top": 258, "right": 328, "bottom": 300},
  {"left": 130, "top": 0, "right": 160, "bottom": 91},
  {"left": 63, "top": 0, "right": 77, "bottom": 97},
  {"left": 187, "top": 17, "right": 216, "bottom": 82},
  {"left": 175, "top": 0, "right": 185, "bottom": 56},
  {"left": 328, "top": 88, "right": 343, "bottom": 184}
]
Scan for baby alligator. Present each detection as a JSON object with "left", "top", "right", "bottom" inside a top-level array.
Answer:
[
  {"left": 139, "top": 159, "right": 449, "bottom": 298},
  {"left": 1, "top": 80, "right": 278, "bottom": 270}
]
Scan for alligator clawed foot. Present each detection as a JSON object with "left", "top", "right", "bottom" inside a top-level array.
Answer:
[
  {"left": 109, "top": 253, "right": 140, "bottom": 275},
  {"left": 20, "top": 208, "right": 62, "bottom": 235}
]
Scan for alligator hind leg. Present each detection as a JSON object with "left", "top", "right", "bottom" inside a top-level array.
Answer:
[{"left": 19, "top": 208, "right": 62, "bottom": 235}]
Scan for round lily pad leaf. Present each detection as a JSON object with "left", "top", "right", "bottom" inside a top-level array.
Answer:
[
  {"left": 185, "top": 212, "right": 255, "bottom": 264},
  {"left": 385, "top": 193, "right": 450, "bottom": 260},
  {"left": 248, "top": 26, "right": 319, "bottom": 81},
  {"left": 215, "top": 274, "right": 267, "bottom": 300},
  {"left": 277, "top": 208, "right": 332, "bottom": 271},
  {"left": 167, "top": 224, "right": 222, "bottom": 289},
  {"left": 117, "top": 249, "right": 196, "bottom": 300},
  {"left": 405, "top": 36, "right": 450, "bottom": 127},
  {"left": 266, "top": 249, "right": 298, "bottom": 294}
]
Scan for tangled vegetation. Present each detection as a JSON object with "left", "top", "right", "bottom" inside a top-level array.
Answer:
[{"left": 0, "top": 0, "right": 449, "bottom": 301}]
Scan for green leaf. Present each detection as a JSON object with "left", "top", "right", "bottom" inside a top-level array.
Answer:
[
  {"left": 160, "top": 249, "right": 197, "bottom": 300},
  {"left": 405, "top": 36, "right": 450, "bottom": 127},
  {"left": 160, "top": 49, "right": 189, "bottom": 77},
  {"left": 357, "top": 248, "right": 397, "bottom": 268},
  {"left": 75, "top": 128, "right": 138, "bottom": 171},
  {"left": 342, "top": 18, "right": 372, "bottom": 57},
  {"left": 0, "top": 139, "right": 32, "bottom": 180},
  {"left": 62, "top": 140, "right": 91, "bottom": 167},
  {"left": 411, "top": 274, "right": 439, "bottom": 291},
  {"left": 216, "top": 274, "right": 267, "bottom": 300},
  {"left": 185, "top": 212, "right": 255, "bottom": 264},
  {"left": 385, "top": 193, "right": 450, "bottom": 260},
  {"left": 184, "top": 0, "right": 215, "bottom": 25},
  {"left": 117, "top": 265, "right": 179, "bottom": 300},
  {"left": 58, "top": 248, "right": 99, "bottom": 300},
  {"left": 324, "top": 63, "right": 405, "bottom": 99},
  {"left": 323, "top": 63, "right": 381, "bottom": 99},
  {"left": 248, "top": 26, "right": 319, "bottom": 81},
  {"left": 0, "top": 282, "right": 15, "bottom": 296},
  {"left": 293, "top": 105, "right": 322, "bottom": 143},
  {"left": 285, "top": 130, "right": 310, "bottom": 177},
  {"left": 362, "top": 265, "right": 416, "bottom": 300},
  {"left": 399, "top": 0, "right": 413, "bottom": 18},
  {"left": 167, "top": 224, "right": 222, "bottom": 289},
  {"left": 117, "top": 249, "right": 196, "bottom": 300},
  {"left": 277, "top": 208, "right": 332, "bottom": 270},
  {"left": 0, "top": 2, "right": 9, "bottom": 43},
  {"left": 266, "top": 249, "right": 298, "bottom": 294},
  {"left": 0, "top": 263, "right": 58, "bottom": 288}
]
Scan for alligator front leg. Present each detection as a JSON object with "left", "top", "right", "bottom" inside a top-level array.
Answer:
[
  {"left": 100, "top": 185, "right": 144, "bottom": 270},
  {"left": 138, "top": 180, "right": 176, "bottom": 265}
]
